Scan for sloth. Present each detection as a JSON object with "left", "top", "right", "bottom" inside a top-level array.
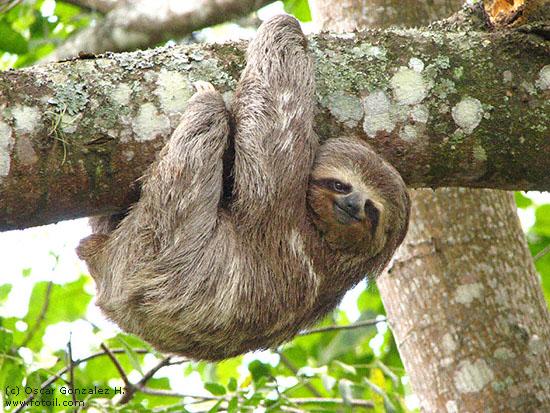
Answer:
[{"left": 77, "top": 15, "right": 410, "bottom": 361}]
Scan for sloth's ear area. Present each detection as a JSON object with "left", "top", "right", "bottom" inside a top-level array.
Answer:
[{"left": 76, "top": 233, "right": 109, "bottom": 261}]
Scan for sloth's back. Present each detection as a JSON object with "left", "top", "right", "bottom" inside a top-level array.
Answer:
[{"left": 94, "top": 216, "right": 331, "bottom": 360}]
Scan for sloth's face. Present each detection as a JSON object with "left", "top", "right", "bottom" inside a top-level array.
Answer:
[{"left": 308, "top": 165, "right": 387, "bottom": 255}]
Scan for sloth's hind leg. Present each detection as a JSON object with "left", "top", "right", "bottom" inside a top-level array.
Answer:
[{"left": 78, "top": 82, "right": 230, "bottom": 281}]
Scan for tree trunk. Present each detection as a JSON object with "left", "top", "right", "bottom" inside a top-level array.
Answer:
[
  {"left": 312, "top": 0, "right": 550, "bottom": 412},
  {"left": 379, "top": 189, "right": 550, "bottom": 412}
]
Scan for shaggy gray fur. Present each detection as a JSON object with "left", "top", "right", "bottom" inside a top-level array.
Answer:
[{"left": 77, "top": 15, "right": 410, "bottom": 361}]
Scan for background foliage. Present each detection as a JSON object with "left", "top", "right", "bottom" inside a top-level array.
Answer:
[{"left": 0, "top": 1, "right": 549, "bottom": 412}]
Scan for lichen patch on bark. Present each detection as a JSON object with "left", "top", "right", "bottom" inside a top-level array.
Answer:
[
  {"left": 155, "top": 69, "right": 193, "bottom": 114},
  {"left": 445, "top": 400, "right": 458, "bottom": 413},
  {"left": 390, "top": 67, "right": 428, "bottom": 105},
  {"left": 132, "top": 102, "right": 171, "bottom": 141},
  {"left": 454, "top": 359, "right": 494, "bottom": 393},
  {"left": 362, "top": 90, "right": 395, "bottom": 137},
  {"left": 451, "top": 97, "right": 483, "bottom": 134},
  {"left": 12, "top": 105, "right": 42, "bottom": 133},
  {"left": 454, "top": 282, "right": 484, "bottom": 305},
  {"left": 327, "top": 90, "right": 363, "bottom": 127},
  {"left": 535, "top": 65, "right": 550, "bottom": 91},
  {"left": 0, "top": 121, "right": 13, "bottom": 178},
  {"left": 112, "top": 83, "right": 132, "bottom": 106}
]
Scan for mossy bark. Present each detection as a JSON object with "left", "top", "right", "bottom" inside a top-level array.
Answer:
[{"left": 0, "top": 5, "right": 549, "bottom": 230}]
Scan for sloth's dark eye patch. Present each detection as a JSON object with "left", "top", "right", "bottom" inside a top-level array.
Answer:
[
  {"left": 330, "top": 180, "right": 351, "bottom": 194},
  {"left": 313, "top": 179, "right": 352, "bottom": 194},
  {"left": 364, "top": 200, "right": 379, "bottom": 236}
]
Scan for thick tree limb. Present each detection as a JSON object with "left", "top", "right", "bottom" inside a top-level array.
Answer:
[
  {"left": 45, "top": 0, "right": 275, "bottom": 62},
  {"left": 0, "top": 27, "right": 548, "bottom": 231},
  {"left": 60, "top": 0, "right": 119, "bottom": 14},
  {"left": 311, "top": 0, "right": 464, "bottom": 31}
]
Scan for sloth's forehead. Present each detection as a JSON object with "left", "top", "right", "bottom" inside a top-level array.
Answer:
[{"left": 312, "top": 165, "right": 361, "bottom": 184}]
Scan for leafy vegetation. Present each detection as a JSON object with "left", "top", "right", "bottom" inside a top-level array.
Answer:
[{"left": 0, "top": 0, "right": 93, "bottom": 69}]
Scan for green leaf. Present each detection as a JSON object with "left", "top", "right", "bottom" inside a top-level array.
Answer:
[
  {"left": 54, "top": 1, "right": 82, "bottom": 20},
  {"left": 0, "top": 284, "right": 11, "bottom": 303},
  {"left": 227, "top": 377, "right": 237, "bottom": 392},
  {"left": 319, "top": 315, "right": 377, "bottom": 364},
  {"left": 248, "top": 360, "right": 271, "bottom": 382},
  {"left": 0, "top": 21, "right": 29, "bottom": 54},
  {"left": 115, "top": 335, "right": 144, "bottom": 374},
  {"left": 216, "top": 356, "right": 241, "bottom": 383},
  {"left": 205, "top": 382, "right": 226, "bottom": 396},
  {"left": 22, "top": 278, "right": 92, "bottom": 350},
  {"left": 278, "top": 346, "right": 307, "bottom": 369},
  {"left": 82, "top": 354, "right": 120, "bottom": 384},
  {"left": 49, "top": 277, "right": 92, "bottom": 322},
  {"left": 282, "top": 0, "right": 312, "bottom": 22},
  {"left": 22, "top": 268, "right": 32, "bottom": 277},
  {"left": 530, "top": 235, "right": 550, "bottom": 302},
  {"left": 228, "top": 396, "right": 238, "bottom": 413},
  {"left": 534, "top": 205, "right": 550, "bottom": 237},
  {"left": 0, "top": 327, "right": 13, "bottom": 353},
  {"left": 357, "top": 285, "right": 384, "bottom": 313},
  {"left": 133, "top": 377, "right": 172, "bottom": 408},
  {"left": 0, "top": 357, "right": 25, "bottom": 400},
  {"left": 515, "top": 192, "right": 533, "bottom": 209}
]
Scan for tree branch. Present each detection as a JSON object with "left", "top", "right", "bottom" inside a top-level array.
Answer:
[
  {"left": 66, "top": 336, "right": 78, "bottom": 408},
  {"left": 297, "top": 317, "right": 385, "bottom": 336},
  {"left": 100, "top": 343, "right": 133, "bottom": 389},
  {"left": 13, "top": 348, "right": 155, "bottom": 412},
  {"left": 45, "top": 0, "right": 275, "bottom": 61},
  {"left": 60, "top": 0, "right": 118, "bottom": 14},
  {"left": 118, "top": 355, "right": 173, "bottom": 404},
  {"left": 1, "top": 25, "right": 548, "bottom": 231},
  {"left": 290, "top": 397, "right": 374, "bottom": 409},
  {"left": 276, "top": 351, "right": 323, "bottom": 397}
]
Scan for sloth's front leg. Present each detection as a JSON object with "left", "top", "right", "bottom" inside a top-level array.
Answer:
[{"left": 230, "top": 15, "right": 317, "bottom": 226}]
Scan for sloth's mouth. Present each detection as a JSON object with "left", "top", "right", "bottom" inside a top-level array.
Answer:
[{"left": 333, "top": 202, "right": 361, "bottom": 225}]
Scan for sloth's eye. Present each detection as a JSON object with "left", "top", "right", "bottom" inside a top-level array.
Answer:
[{"left": 330, "top": 180, "right": 351, "bottom": 194}]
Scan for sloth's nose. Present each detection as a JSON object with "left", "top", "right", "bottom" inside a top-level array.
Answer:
[
  {"left": 337, "top": 193, "right": 365, "bottom": 222},
  {"left": 344, "top": 197, "right": 360, "bottom": 216}
]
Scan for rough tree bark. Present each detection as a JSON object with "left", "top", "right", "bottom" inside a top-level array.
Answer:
[
  {"left": 380, "top": 189, "right": 550, "bottom": 412},
  {"left": 312, "top": 0, "right": 464, "bottom": 31},
  {"left": 358, "top": 0, "right": 550, "bottom": 412},
  {"left": 1, "top": 10, "right": 548, "bottom": 230},
  {"left": 45, "top": 0, "right": 275, "bottom": 62}
]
